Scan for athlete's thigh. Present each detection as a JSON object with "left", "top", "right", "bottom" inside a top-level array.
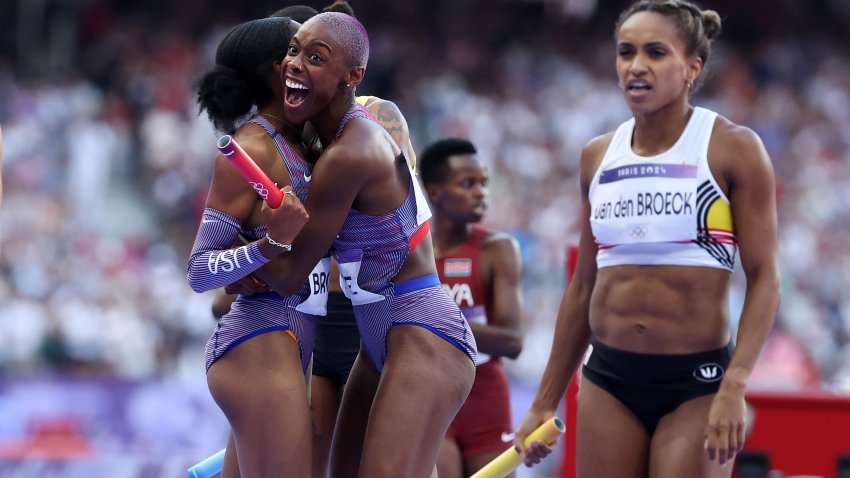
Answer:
[
  {"left": 207, "top": 331, "right": 311, "bottom": 478},
  {"left": 329, "top": 347, "right": 379, "bottom": 478},
  {"left": 311, "top": 375, "right": 342, "bottom": 478},
  {"left": 310, "top": 375, "right": 343, "bottom": 436},
  {"left": 650, "top": 394, "right": 732, "bottom": 478},
  {"left": 207, "top": 331, "right": 306, "bottom": 409},
  {"left": 221, "top": 431, "right": 241, "bottom": 478},
  {"left": 576, "top": 378, "right": 650, "bottom": 478},
  {"left": 455, "top": 362, "right": 514, "bottom": 476},
  {"left": 360, "top": 325, "right": 475, "bottom": 477},
  {"left": 437, "top": 438, "right": 463, "bottom": 478}
]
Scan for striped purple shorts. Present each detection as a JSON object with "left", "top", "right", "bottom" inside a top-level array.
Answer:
[
  {"left": 354, "top": 274, "right": 478, "bottom": 373},
  {"left": 204, "top": 292, "right": 319, "bottom": 374}
]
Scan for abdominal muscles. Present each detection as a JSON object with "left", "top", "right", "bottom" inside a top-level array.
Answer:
[{"left": 589, "top": 265, "right": 731, "bottom": 354}]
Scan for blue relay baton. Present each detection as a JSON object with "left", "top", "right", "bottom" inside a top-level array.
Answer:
[{"left": 188, "top": 448, "right": 226, "bottom": 478}]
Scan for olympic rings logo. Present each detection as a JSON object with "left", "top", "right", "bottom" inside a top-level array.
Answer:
[
  {"left": 628, "top": 226, "right": 647, "bottom": 238},
  {"left": 249, "top": 182, "right": 270, "bottom": 199}
]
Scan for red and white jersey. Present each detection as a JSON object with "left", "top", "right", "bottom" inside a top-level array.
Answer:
[{"left": 436, "top": 225, "right": 495, "bottom": 363}]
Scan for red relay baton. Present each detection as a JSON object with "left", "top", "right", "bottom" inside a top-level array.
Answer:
[{"left": 217, "top": 135, "right": 283, "bottom": 208}]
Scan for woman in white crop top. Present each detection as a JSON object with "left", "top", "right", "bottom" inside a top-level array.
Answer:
[{"left": 516, "top": 2, "right": 780, "bottom": 477}]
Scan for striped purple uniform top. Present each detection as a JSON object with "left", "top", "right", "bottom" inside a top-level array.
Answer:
[
  {"left": 331, "top": 105, "right": 478, "bottom": 372},
  {"left": 189, "top": 115, "right": 322, "bottom": 374}
]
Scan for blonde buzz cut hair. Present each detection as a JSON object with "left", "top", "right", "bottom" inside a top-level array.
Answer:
[{"left": 303, "top": 12, "right": 369, "bottom": 67}]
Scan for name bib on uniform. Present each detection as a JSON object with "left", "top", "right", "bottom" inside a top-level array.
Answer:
[
  {"left": 336, "top": 249, "right": 386, "bottom": 306},
  {"left": 591, "top": 162, "right": 698, "bottom": 245},
  {"left": 295, "top": 256, "right": 331, "bottom": 315}
]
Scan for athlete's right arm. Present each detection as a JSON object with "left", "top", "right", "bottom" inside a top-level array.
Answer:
[
  {"left": 472, "top": 234, "right": 524, "bottom": 358},
  {"left": 514, "top": 135, "right": 609, "bottom": 464}
]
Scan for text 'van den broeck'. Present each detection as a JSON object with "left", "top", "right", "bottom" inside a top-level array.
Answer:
[{"left": 593, "top": 191, "right": 694, "bottom": 220}]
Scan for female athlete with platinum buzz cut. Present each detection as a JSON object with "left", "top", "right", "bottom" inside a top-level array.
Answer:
[{"left": 251, "top": 12, "right": 478, "bottom": 478}]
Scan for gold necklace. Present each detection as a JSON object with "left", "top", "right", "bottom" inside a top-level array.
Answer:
[{"left": 261, "top": 113, "right": 301, "bottom": 135}]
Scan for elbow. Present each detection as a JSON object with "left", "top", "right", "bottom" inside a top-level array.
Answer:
[
  {"left": 773, "top": 281, "right": 782, "bottom": 313},
  {"left": 766, "top": 271, "right": 782, "bottom": 312},
  {"left": 746, "top": 265, "right": 782, "bottom": 313},
  {"left": 503, "top": 335, "right": 524, "bottom": 360},
  {"left": 187, "top": 274, "right": 211, "bottom": 294},
  {"left": 186, "top": 263, "right": 214, "bottom": 294},
  {"left": 186, "top": 258, "right": 210, "bottom": 293}
]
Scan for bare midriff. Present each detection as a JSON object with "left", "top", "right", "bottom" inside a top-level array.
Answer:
[{"left": 590, "top": 264, "right": 731, "bottom": 354}]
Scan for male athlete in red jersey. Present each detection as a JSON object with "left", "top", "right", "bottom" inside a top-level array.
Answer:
[{"left": 420, "top": 138, "right": 525, "bottom": 478}]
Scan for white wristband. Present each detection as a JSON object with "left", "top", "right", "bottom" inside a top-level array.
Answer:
[{"left": 265, "top": 233, "right": 293, "bottom": 251}]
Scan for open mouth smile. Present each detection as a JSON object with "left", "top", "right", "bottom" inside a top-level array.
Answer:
[{"left": 285, "top": 78, "right": 310, "bottom": 108}]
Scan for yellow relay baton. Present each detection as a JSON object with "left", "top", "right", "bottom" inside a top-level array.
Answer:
[{"left": 470, "top": 416, "right": 566, "bottom": 478}]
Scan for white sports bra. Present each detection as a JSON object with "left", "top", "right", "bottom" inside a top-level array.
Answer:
[{"left": 588, "top": 107, "right": 737, "bottom": 270}]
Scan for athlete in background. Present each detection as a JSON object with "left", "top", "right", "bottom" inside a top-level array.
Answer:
[{"left": 420, "top": 138, "right": 524, "bottom": 478}]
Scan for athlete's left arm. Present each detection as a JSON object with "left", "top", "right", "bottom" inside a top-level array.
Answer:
[
  {"left": 472, "top": 234, "right": 524, "bottom": 358},
  {"left": 706, "top": 122, "right": 781, "bottom": 465},
  {"left": 365, "top": 98, "right": 417, "bottom": 170},
  {"left": 718, "top": 124, "right": 780, "bottom": 392}
]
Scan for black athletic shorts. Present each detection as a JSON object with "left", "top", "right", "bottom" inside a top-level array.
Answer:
[
  {"left": 311, "top": 292, "right": 361, "bottom": 385},
  {"left": 581, "top": 338, "right": 733, "bottom": 433}
]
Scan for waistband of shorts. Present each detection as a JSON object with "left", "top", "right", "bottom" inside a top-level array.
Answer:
[
  {"left": 589, "top": 337, "right": 732, "bottom": 364},
  {"left": 393, "top": 274, "right": 440, "bottom": 295}
]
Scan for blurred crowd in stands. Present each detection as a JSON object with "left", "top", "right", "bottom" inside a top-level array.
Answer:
[{"left": 1, "top": 0, "right": 849, "bottom": 392}]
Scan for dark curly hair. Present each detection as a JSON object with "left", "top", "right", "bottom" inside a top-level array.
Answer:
[{"left": 196, "top": 17, "right": 294, "bottom": 133}]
